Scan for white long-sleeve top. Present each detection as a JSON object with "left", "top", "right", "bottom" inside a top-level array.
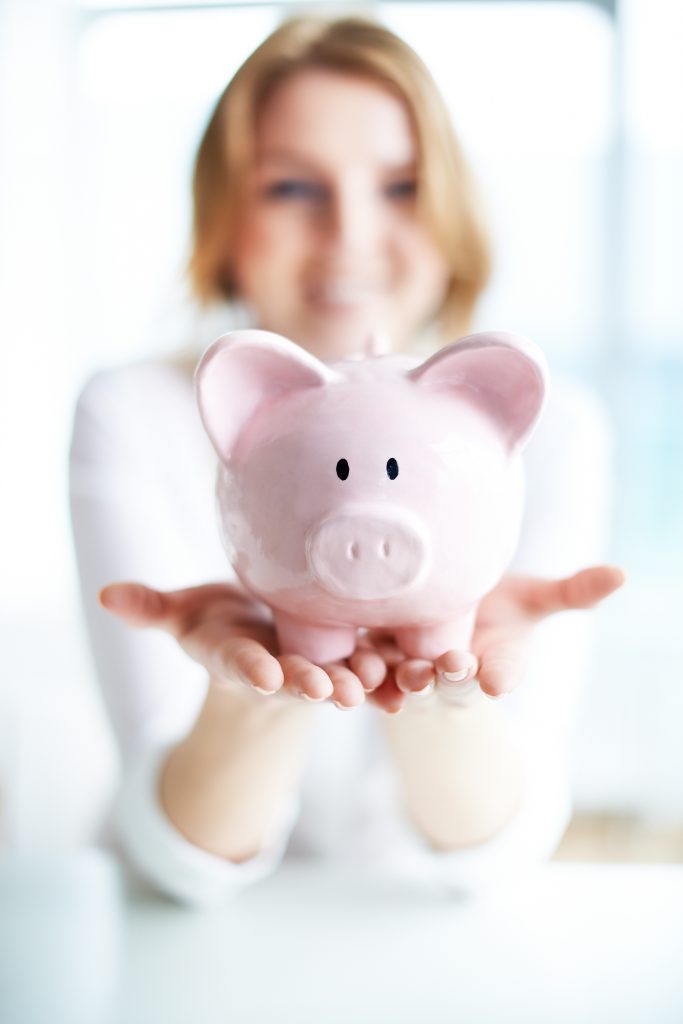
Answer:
[{"left": 69, "top": 348, "right": 615, "bottom": 908}]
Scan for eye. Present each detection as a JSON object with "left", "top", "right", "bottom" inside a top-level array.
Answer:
[
  {"left": 386, "top": 458, "right": 399, "bottom": 480},
  {"left": 265, "top": 179, "right": 325, "bottom": 201},
  {"left": 336, "top": 458, "right": 349, "bottom": 480},
  {"left": 384, "top": 179, "right": 417, "bottom": 201}
]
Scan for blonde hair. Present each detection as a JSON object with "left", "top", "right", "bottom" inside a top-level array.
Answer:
[{"left": 188, "top": 15, "right": 491, "bottom": 341}]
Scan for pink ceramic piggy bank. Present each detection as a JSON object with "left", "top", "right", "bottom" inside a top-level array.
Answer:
[{"left": 195, "top": 330, "right": 547, "bottom": 665}]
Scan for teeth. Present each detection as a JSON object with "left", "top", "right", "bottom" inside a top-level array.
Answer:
[{"left": 315, "top": 282, "right": 375, "bottom": 305}]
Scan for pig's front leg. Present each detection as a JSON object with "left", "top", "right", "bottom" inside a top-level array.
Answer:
[
  {"left": 394, "top": 611, "right": 476, "bottom": 661},
  {"left": 273, "top": 608, "right": 358, "bottom": 665}
]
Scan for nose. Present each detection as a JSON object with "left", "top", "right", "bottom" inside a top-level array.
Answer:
[
  {"left": 320, "top": 181, "right": 380, "bottom": 259},
  {"left": 307, "top": 506, "right": 430, "bottom": 601}
]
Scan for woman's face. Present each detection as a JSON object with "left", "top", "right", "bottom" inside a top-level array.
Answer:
[{"left": 230, "top": 69, "right": 450, "bottom": 359}]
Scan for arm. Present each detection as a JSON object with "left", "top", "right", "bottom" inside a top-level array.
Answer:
[
  {"left": 159, "top": 681, "right": 314, "bottom": 862},
  {"left": 378, "top": 377, "right": 624, "bottom": 851},
  {"left": 69, "top": 365, "right": 312, "bottom": 903},
  {"left": 379, "top": 567, "right": 624, "bottom": 850},
  {"left": 97, "top": 580, "right": 326, "bottom": 863},
  {"left": 70, "top": 364, "right": 382, "bottom": 902}
]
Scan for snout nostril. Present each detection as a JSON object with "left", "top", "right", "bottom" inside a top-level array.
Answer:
[
  {"left": 348, "top": 541, "right": 360, "bottom": 560},
  {"left": 380, "top": 540, "right": 390, "bottom": 558}
]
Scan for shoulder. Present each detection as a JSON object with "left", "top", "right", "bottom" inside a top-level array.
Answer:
[
  {"left": 70, "top": 357, "right": 206, "bottom": 471},
  {"left": 75, "top": 358, "right": 193, "bottom": 419},
  {"left": 523, "top": 371, "right": 616, "bottom": 471}
]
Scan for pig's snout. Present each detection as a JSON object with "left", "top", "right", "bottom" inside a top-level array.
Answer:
[{"left": 307, "top": 507, "right": 430, "bottom": 600}]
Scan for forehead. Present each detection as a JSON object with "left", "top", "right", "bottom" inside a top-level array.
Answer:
[{"left": 254, "top": 68, "right": 417, "bottom": 168}]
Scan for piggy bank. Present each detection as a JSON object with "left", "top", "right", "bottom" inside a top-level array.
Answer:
[{"left": 195, "top": 330, "right": 547, "bottom": 664}]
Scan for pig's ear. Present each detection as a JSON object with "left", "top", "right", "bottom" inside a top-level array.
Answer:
[
  {"left": 407, "top": 331, "right": 548, "bottom": 454},
  {"left": 195, "top": 330, "right": 337, "bottom": 461}
]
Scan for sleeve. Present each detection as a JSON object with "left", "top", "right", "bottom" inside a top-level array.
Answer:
[
  {"left": 69, "top": 364, "right": 299, "bottom": 907},
  {"left": 112, "top": 742, "right": 300, "bottom": 909},
  {"left": 377, "top": 375, "right": 618, "bottom": 897}
]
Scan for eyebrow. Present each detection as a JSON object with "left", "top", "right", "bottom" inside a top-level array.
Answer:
[
  {"left": 255, "top": 148, "right": 417, "bottom": 174},
  {"left": 255, "top": 150, "right": 319, "bottom": 170}
]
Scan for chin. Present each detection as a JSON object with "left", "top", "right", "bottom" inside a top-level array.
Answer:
[
  {"left": 292, "top": 326, "right": 364, "bottom": 361},
  {"left": 304, "top": 314, "right": 403, "bottom": 360}
]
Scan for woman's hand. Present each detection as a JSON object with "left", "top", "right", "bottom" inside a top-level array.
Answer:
[
  {"left": 98, "top": 581, "right": 387, "bottom": 709},
  {"left": 358, "top": 565, "right": 627, "bottom": 713},
  {"left": 99, "top": 564, "right": 625, "bottom": 714}
]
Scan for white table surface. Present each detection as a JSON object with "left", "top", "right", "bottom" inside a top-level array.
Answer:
[{"left": 1, "top": 849, "right": 682, "bottom": 1024}]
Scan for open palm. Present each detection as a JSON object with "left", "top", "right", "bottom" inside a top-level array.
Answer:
[
  {"left": 358, "top": 565, "right": 627, "bottom": 712},
  {"left": 99, "top": 580, "right": 386, "bottom": 709}
]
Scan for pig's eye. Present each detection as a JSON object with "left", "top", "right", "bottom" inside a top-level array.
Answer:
[
  {"left": 386, "top": 458, "right": 399, "bottom": 480},
  {"left": 336, "top": 458, "right": 350, "bottom": 480}
]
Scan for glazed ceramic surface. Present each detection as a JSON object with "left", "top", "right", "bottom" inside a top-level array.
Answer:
[{"left": 195, "top": 330, "right": 548, "bottom": 663}]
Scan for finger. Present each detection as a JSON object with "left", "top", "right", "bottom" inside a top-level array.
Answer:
[
  {"left": 476, "top": 639, "right": 529, "bottom": 698},
  {"left": 433, "top": 650, "right": 479, "bottom": 701},
  {"left": 395, "top": 659, "right": 435, "bottom": 694},
  {"left": 323, "top": 664, "right": 365, "bottom": 709},
  {"left": 348, "top": 648, "right": 387, "bottom": 692},
  {"left": 99, "top": 581, "right": 247, "bottom": 636},
  {"left": 516, "top": 565, "right": 627, "bottom": 620},
  {"left": 214, "top": 636, "right": 284, "bottom": 695},
  {"left": 433, "top": 649, "right": 478, "bottom": 681},
  {"left": 563, "top": 565, "right": 627, "bottom": 608},
  {"left": 367, "top": 673, "right": 406, "bottom": 715},
  {"left": 99, "top": 582, "right": 169, "bottom": 627},
  {"left": 278, "top": 654, "right": 334, "bottom": 703}
]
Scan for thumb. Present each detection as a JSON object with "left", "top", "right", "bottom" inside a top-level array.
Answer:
[
  {"left": 514, "top": 565, "right": 627, "bottom": 619},
  {"left": 477, "top": 641, "right": 530, "bottom": 697},
  {"left": 99, "top": 582, "right": 169, "bottom": 628}
]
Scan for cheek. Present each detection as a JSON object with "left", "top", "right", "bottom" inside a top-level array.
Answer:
[
  {"left": 393, "top": 223, "right": 449, "bottom": 297},
  {"left": 237, "top": 215, "right": 277, "bottom": 269},
  {"left": 233, "top": 209, "right": 304, "bottom": 291}
]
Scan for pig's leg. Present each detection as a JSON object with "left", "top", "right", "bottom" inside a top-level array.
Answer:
[
  {"left": 394, "top": 612, "right": 476, "bottom": 661},
  {"left": 273, "top": 609, "right": 357, "bottom": 665}
]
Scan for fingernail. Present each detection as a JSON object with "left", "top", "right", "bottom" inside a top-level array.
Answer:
[
  {"left": 298, "top": 690, "right": 329, "bottom": 703},
  {"left": 333, "top": 700, "right": 351, "bottom": 711},
  {"left": 253, "top": 685, "right": 276, "bottom": 696},
  {"left": 486, "top": 692, "right": 509, "bottom": 701},
  {"left": 442, "top": 669, "right": 470, "bottom": 683},
  {"left": 411, "top": 680, "right": 435, "bottom": 698}
]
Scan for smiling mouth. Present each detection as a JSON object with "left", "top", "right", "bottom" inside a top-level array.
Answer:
[{"left": 309, "top": 282, "right": 382, "bottom": 309}]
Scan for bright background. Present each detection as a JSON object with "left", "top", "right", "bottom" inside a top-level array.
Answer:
[{"left": 0, "top": 0, "right": 681, "bottom": 847}]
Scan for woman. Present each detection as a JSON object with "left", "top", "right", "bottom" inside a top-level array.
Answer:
[{"left": 70, "top": 16, "right": 624, "bottom": 906}]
